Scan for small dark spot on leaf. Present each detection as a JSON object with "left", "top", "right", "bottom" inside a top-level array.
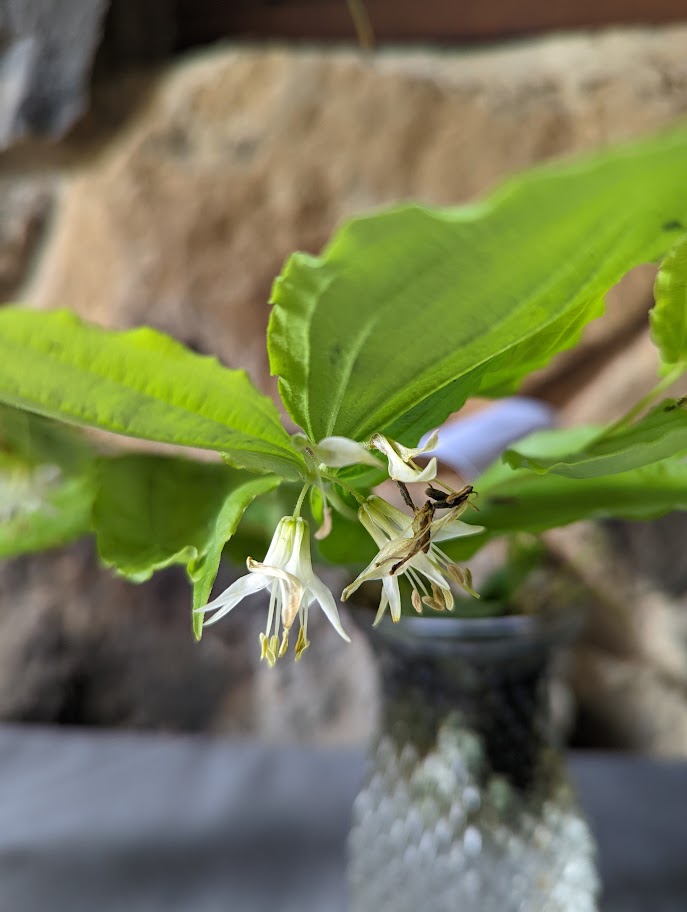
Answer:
[
  {"left": 662, "top": 220, "right": 684, "bottom": 232},
  {"left": 329, "top": 342, "right": 342, "bottom": 365}
]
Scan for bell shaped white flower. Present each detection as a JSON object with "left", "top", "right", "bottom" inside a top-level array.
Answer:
[
  {"left": 342, "top": 495, "right": 482, "bottom": 625},
  {"left": 370, "top": 431, "right": 439, "bottom": 483},
  {"left": 195, "top": 515, "right": 349, "bottom": 665}
]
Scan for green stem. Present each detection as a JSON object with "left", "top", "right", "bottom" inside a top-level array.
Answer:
[
  {"left": 320, "top": 471, "right": 366, "bottom": 505},
  {"left": 293, "top": 482, "right": 311, "bottom": 518}
]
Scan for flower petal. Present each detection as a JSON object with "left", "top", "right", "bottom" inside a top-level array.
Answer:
[
  {"left": 314, "top": 436, "right": 380, "bottom": 468},
  {"left": 197, "top": 572, "right": 267, "bottom": 626},
  {"left": 362, "top": 496, "right": 413, "bottom": 538},
  {"left": 432, "top": 517, "right": 485, "bottom": 542},
  {"left": 370, "top": 434, "right": 438, "bottom": 483},
  {"left": 372, "top": 587, "right": 389, "bottom": 626},
  {"left": 395, "top": 428, "right": 439, "bottom": 462},
  {"left": 307, "top": 573, "right": 351, "bottom": 642},
  {"left": 383, "top": 575, "right": 402, "bottom": 622}
]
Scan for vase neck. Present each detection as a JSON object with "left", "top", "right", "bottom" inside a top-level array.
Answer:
[{"left": 372, "top": 627, "right": 559, "bottom": 792}]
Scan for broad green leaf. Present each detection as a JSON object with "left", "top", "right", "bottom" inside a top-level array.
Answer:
[
  {"left": 505, "top": 400, "right": 687, "bottom": 478},
  {"left": 502, "top": 426, "right": 602, "bottom": 468},
  {"left": 269, "top": 125, "right": 687, "bottom": 445},
  {"left": 651, "top": 234, "right": 687, "bottom": 371},
  {"left": 0, "top": 453, "right": 94, "bottom": 557},
  {"left": 0, "top": 403, "right": 94, "bottom": 473},
  {"left": 443, "top": 455, "right": 687, "bottom": 561},
  {"left": 189, "top": 473, "right": 281, "bottom": 639},
  {"left": 0, "top": 308, "right": 305, "bottom": 480},
  {"left": 94, "top": 454, "right": 279, "bottom": 585},
  {"left": 0, "top": 407, "right": 96, "bottom": 556}
]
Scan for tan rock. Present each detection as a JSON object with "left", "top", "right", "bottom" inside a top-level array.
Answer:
[
  {"left": 0, "top": 541, "right": 255, "bottom": 731},
  {"left": 27, "top": 27, "right": 687, "bottom": 400},
  {"left": 0, "top": 177, "right": 54, "bottom": 299},
  {"left": 572, "top": 646, "right": 687, "bottom": 756}
]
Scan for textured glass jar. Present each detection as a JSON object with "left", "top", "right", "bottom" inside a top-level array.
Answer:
[{"left": 348, "top": 613, "right": 599, "bottom": 912}]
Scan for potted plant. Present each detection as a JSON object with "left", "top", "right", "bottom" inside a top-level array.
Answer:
[{"left": 1, "top": 124, "right": 687, "bottom": 910}]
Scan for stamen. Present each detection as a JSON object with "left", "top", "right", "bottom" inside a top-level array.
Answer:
[
  {"left": 261, "top": 634, "right": 277, "bottom": 667},
  {"left": 406, "top": 566, "right": 428, "bottom": 596},
  {"left": 446, "top": 563, "right": 466, "bottom": 585},
  {"left": 266, "top": 582, "right": 278, "bottom": 639},
  {"left": 295, "top": 626, "right": 310, "bottom": 660},
  {"left": 269, "top": 634, "right": 280, "bottom": 660},
  {"left": 430, "top": 544, "right": 453, "bottom": 568}
]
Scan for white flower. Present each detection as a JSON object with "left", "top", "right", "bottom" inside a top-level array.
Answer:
[
  {"left": 342, "top": 495, "right": 482, "bottom": 624},
  {"left": 312, "top": 436, "right": 380, "bottom": 469},
  {"left": 195, "top": 515, "right": 350, "bottom": 665},
  {"left": 370, "top": 431, "right": 439, "bottom": 483}
]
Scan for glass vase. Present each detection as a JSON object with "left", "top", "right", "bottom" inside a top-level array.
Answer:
[{"left": 348, "top": 612, "right": 599, "bottom": 912}]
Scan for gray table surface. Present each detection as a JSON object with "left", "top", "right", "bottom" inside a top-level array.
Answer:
[{"left": 0, "top": 725, "right": 685, "bottom": 912}]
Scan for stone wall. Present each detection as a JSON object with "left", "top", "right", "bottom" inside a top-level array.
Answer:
[{"left": 2, "top": 26, "right": 687, "bottom": 748}]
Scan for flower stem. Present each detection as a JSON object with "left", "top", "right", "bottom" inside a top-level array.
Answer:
[
  {"left": 321, "top": 472, "right": 366, "bottom": 504},
  {"left": 293, "top": 482, "right": 311, "bottom": 518}
]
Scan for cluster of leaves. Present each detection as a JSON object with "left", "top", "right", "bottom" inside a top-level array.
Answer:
[{"left": 1, "top": 124, "right": 687, "bottom": 630}]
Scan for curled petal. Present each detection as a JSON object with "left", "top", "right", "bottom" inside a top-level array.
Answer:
[
  {"left": 394, "top": 429, "right": 440, "bottom": 462},
  {"left": 370, "top": 434, "right": 438, "bottom": 483},
  {"left": 313, "top": 503, "right": 333, "bottom": 541}
]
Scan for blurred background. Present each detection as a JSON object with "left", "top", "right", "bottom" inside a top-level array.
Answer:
[{"left": 2, "top": 0, "right": 687, "bottom": 757}]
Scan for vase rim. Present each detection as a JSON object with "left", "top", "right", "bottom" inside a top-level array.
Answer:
[{"left": 365, "top": 608, "right": 582, "bottom": 658}]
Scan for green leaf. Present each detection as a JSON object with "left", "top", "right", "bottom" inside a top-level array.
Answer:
[
  {"left": 189, "top": 473, "right": 281, "bottom": 640},
  {"left": 0, "top": 308, "right": 305, "bottom": 480},
  {"left": 0, "top": 453, "right": 95, "bottom": 557},
  {"left": 269, "top": 125, "right": 687, "bottom": 445},
  {"left": 444, "top": 455, "right": 687, "bottom": 561},
  {"left": 651, "top": 233, "right": 687, "bottom": 372},
  {"left": 0, "top": 403, "right": 94, "bottom": 473},
  {"left": 505, "top": 400, "right": 687, "bottom": 478},
  {"left": 0, "top": 407, "right": 96, "bottom": 556},
  {"left": 94, "top": 454, "right": 280, "bottom": 587}
]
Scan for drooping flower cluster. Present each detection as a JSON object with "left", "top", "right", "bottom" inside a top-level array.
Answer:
[
  {"left": 195, "top": 432, "right": 481, "bottom": 665},
  {"left": 342, "top": 495, "right": 482, "bottom": 624}
]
